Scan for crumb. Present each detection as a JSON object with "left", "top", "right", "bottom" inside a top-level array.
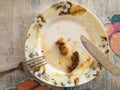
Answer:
[
  {"left": 29, "top": 53, "right": 33, "bottom": 58},
  {"left": 105, "top": 49, "right": 109, "bottom": 54},
  {"left": 41, "top": 50, "right": 44, "bottom": 53},
  {"left": 26, "top": 34, "right": 31, "bottom": 39},
  {"left": 74, "top": 77, "right": 79, "bottom": 86},
  {"left": 68, "top": 51, "right": 80, "bottom": 73},
  {"left": 60, "top": 82, "right": 64, "bottom": 86},
  {"left": 66, "top": 73, "right": 73, "bottom": 77},
  {"left": 53, "top": 81, "right": 57, "bottom": 85},
  {"left": 51, "top": 78, "right": 54, "bottom": 80},
  {"left": 67, "top": 80, "right": 71, "bottom": 84},
  {"left": 90, "top": 61, "right": 95, "bottom": 70},
  {"left": 98, "top": 63, "right": 103, "bottom": 70},
  {"left": 93, "top": 71, "right": 100, "bottom": 76},
  {"left": 101, "top": 36, "right": 107, "bottom": 41},
  {"left": 55, "top": 37, "right": 68, "bottom": 55}
]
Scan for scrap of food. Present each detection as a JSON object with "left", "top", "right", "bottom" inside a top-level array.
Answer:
[
  {"left": 68, "top": 51, "right": 80, "bottom": 73},
  {"left": 55, "top": 37, "right": 80, "bottom": 73},
  {"left": 55, "top": 37, "right": 68, "bottom": 55},
  {"left": 74, "top": 77, "right": 79, "bottom": 86}
]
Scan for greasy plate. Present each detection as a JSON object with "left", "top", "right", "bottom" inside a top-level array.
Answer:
[{"left": 25, "top": 1, "right": 109, "bottom": 87}]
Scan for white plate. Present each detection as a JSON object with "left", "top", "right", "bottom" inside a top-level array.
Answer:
[{"left": 25, "top": 1, "right": 109, "bottom": 87}]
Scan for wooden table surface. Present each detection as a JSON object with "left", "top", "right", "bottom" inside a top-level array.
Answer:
[{"left": 0, "top": 0, "right": 120, "bottom": 90}]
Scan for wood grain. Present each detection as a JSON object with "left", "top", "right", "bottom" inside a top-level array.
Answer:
[{"left": 0, "top": 0, "right": 120, "bottom": 90}]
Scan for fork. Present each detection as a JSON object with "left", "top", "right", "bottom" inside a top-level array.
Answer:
[{"left": 0, "top": 56, "right": 47, "bottom": 73}]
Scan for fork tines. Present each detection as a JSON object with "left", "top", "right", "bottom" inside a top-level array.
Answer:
[{"left": 24, "top": 56, "right": 47, "bottom": 70}]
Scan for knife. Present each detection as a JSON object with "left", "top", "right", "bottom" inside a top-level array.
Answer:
[{"left": 80, "top": 35, "right": 120, "bottom": 76}]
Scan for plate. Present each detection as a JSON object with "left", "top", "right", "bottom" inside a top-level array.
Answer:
[{"left": 25, "top": 1, "right": 109, "bottom": 87}]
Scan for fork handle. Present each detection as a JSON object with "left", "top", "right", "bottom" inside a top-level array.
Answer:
[{"left": 0, "top": 62, "right": 20, "bottom": 73}]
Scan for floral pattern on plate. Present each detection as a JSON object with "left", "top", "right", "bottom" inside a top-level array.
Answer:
[
  {"left": 33, "top": 14, "right": 46, "bottom": 31},
  {"left": 52, "top": 1, "right": 86, "bottom": 15},
  {"left": 52, "top": 1, "right": 72, "bottom": 15}
]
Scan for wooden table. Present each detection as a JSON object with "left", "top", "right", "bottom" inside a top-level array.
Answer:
[{"left": 0, "top": 0, "right": 120, "bottom": 90}]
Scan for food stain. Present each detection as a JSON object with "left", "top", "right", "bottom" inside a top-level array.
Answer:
[
  {"left": 40, "top": 65, "right": 46, "bottom": 71},
  {"left": 58, "top": 60, "right": 62, "bottom": 65},
  {"left": 65, "top": 56, "right": 71, "bottom": 61},
  {"left": 70, "top": 5, "right": 86, "bottom": 15},
  {"left": 36, "top": 30, "right": 41, "bottom": 39},
  {"left": 85, "top": 71, "right": 90, "bottom": 78},
  {"left": 74, "top": 77, "right": 79, "bottom": 86},
  {"left": 53, "top": 81, "right": 57, "bottom": 85},
  {"left": 71, "top": 41, "right": 78, "bottom": 52},
  {"left": 60, "top": 82, "right": 65, "bottom": 86},
  {"left": 26, "top": 33, "right": 31, "bottom": 39},
  {"left": 40, "top": 65, "right": 46, "bottom": 75},
  {"left": 101, "top": 36, "right": 107, "bottom": 41},
  {"left": 79, "top": 57, "right": 92, "bottom": 68},
  {"left": 93, "top": 71, "right": 100, "bottom": 76},
  {"left": 55, "top": 37, "right": 68, "bottom": 55},
  {"left": 90, "top": 60, "right": 95, "bottom": 70},
  {"left": 53, "top": 73, "right": 60, "bottom": 76},
  {"left": 68, "top": 51, "right": 80, "bottom": 73}
]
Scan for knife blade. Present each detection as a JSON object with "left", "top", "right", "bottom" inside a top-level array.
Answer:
[{"left": 80, "top": 35, "right": 120, "bottom": 76}]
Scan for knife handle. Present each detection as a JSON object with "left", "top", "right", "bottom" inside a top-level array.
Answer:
[{"left": 100, "top": 55, "right": 120, "bottom": 76}]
